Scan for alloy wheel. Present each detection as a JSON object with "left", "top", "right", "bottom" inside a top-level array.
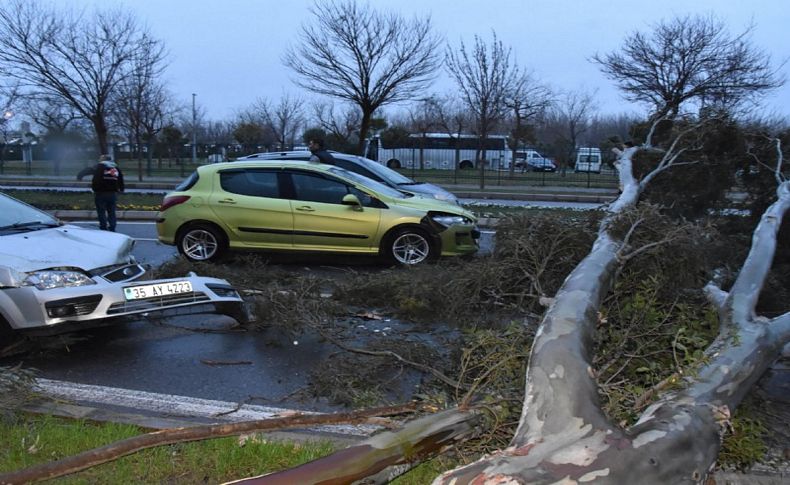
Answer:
[
  {"left": 182, "top": 229, "right": 218, "bottom": 261},
  {"left": 391, "top": 232, "right": 430, "bottom": 265}
]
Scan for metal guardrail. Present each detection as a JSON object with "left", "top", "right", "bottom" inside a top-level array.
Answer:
[
  {"left": 400, "top": 167, "right": 619, "bottom": 189},
  {"left": 0, "top": 157, "right": 621, "bottom": 190}
]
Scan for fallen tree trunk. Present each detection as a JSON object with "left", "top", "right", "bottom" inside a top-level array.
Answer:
[
  {"left": 223, "top": 407, "right": 483, "bottom": 485},
  {"left": 431, "top": 158, "right": 790, "bottom": 484},
  {"left": 0, "top": 403, "right": 417, "bottom": 485}
]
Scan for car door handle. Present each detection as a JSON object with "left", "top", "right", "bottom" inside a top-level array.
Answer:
[
  {"left": 295, "top": 206, "right": 315, "bottom": 212},
  {"left": 218, "top": 198, "right": 237, "bottom": 205}
]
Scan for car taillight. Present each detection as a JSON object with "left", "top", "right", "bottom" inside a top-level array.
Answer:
[{"left": 160, "top": 195, "right": 190, "bottom": 212}]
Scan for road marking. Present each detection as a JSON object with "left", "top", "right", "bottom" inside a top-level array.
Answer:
[
  {"left": 66, "top": 221, "right": 159, "bottom": 241},
  {"left": 479, "top": 230, "right": 496, "bottom": 234},
  {"left": 35, "top": 378, "right": 376, "bottom": 436}
]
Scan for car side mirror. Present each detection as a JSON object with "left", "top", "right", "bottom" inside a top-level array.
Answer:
[{"left": 342, "top": 194, "right": 362, "bottom": 210}]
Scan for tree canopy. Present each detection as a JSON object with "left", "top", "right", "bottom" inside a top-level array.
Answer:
[{"left": 284, "top": 0, "right": 442, "bottom": 154}]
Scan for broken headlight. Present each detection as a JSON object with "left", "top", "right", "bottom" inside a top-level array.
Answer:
[{"left": 24, "top": 270, "right": 96, "bottom": 290}]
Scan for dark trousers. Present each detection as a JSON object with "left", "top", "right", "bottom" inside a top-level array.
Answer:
[{"left": 94, "top": 192, "right": 118, "bottom": 231}]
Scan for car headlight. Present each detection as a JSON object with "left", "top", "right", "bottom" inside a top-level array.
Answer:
[
  {"left": 23, "top": 270, "right": 96, "bottom": 290},
  {"left": 431, "top": 214, "right": 472, "bottom": 227}
]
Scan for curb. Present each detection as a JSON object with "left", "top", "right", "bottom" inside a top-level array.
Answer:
[
  {"left": 454, "top": 191, "right": 615, "bottom": 203},
  {"left": 23, "top": 400, "right": 363, "bottom": 447}
]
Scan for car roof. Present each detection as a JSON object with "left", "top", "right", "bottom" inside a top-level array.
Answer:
[
  {"left": 198, "top": 159, "right": 383, "bottom": 185},
  {"left": 202, "top": 159, "right": 333, "bottom": 172},
  {"left": 238, "top": 150, "right": 351, "bottom": 160}
]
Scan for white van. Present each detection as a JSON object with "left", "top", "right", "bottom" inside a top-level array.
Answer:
[
  {"left": 515, "top": 149, "right": 556, "bottom": 172},
  {"left": 575, "top": 147, "right": 602, "bottom": 173}
]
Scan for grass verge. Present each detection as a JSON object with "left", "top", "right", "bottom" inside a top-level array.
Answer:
[
  {"left": 0, "top": 414, "right": 335, "bottom": 483},
  {"left": 0, "top": 413, "right": 455, "bottom": 484}
]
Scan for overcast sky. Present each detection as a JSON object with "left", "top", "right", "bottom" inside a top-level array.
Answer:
[{"left": 81, "top": 0, "right": 790, "bottom": 122}]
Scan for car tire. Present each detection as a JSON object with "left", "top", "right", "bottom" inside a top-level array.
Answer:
[
  {"left": 386, "top": 159, "right": 402, "bottom": 169},
  {"left": 381, "top": 227, "right": 434, "bottom": 266},
  {"left": 177, "top": 223, "right": 228, "bottom": 262},
  {"left": 459, "top": 160, "right": 474, "bottom": 170}
]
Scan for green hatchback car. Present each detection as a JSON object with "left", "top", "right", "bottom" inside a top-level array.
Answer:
[{"left": 156, "top": 161, "right": 479, "bottom": 265}]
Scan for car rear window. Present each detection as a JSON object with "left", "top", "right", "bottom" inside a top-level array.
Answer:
[{"left": 175, "top": 171, "right": 199, "bottom": 191}]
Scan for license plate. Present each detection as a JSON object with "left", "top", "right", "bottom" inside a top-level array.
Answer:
[{"left": 124, "top": 281, "right": 193, "bottom": 300}]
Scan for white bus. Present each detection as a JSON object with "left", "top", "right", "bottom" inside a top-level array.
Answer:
[{"left": 367, "top": 133, "right": 515, "bottom": 170}]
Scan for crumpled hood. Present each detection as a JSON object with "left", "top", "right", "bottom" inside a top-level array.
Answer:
[
  {"left": 0, "top": 225, "right": 134, "bottom": 273},
  {"left": 387, "top": 195, "right": 476, "bottom": 221},
  {"left": 399, "top": 182, "right": 457, "bottom": 202}
]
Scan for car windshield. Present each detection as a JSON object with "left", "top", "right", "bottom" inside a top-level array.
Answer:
[
  {"left": 0, "top": 193, "right": 59, "bottom": 232},
  {"left": 347, "top": 155, "right": 414, "bottom": 185},
  {"left": 327, "top": 167, "right": 406, "bottom": 199}
]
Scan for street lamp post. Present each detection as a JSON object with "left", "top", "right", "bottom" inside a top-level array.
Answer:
[
  {"left": 191, "top": 93, "right": 197, "bottom": 166},
  {"left": 1, "top": 110, "right": 12, "bottom": 175}
]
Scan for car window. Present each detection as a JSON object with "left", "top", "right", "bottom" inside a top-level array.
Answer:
[
  {"left": 346, "top": 156, "right": 413, "bottom": 185},
  {"left": 219, "top": 169, "right": 280, "bottom": 198},
  {"left": 334, "top": 159, "right": 382, "bottom": 182},
  {"left": 326, "top": 167, "right": 406, "bottom": 199},
  {"left": 290, "top": 172, "right": 351, "bottom": 204},
  {"left": 175, "top": 171, "right": 199, "bottom": 191}
]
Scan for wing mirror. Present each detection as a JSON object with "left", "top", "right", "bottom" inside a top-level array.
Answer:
[{"left": 341, "top": 194, "right": 363, "bottom": 210}]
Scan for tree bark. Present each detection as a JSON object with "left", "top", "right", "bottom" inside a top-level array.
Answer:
[
  {"left": 0, "top": 403, "right": 417, "bottom": 485},
  {"left": 223, "top": 408, "right": 481, "bottom": 485}
]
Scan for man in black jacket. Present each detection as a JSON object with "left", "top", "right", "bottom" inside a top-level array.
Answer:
[
  {"left": 91, "top": 154, "right": 124, "bottom": 231},
  {"left": 308, "top": 138, "right": 336, "bottom": 165}
]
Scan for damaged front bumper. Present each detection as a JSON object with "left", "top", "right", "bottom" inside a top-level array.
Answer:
[{"left": 1, "top": 264, "right": 250, "bottom": 336}]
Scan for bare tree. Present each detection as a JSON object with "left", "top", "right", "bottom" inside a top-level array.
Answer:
[
  {"left": 585, "top": 113, "right": 641, "bottom": 148},
  {"left": 24, "top": 94, "right": 84, "bottom": 175},
  {"left": 433, "top": 96, "right": 474, "bottom": 170},
  {"left": 284, "top": 0, "right": 442, "bottom": 154},
  {"left": 203, "top": 120, "right": 235, "bottom": 146},
  {"left": 446, "top": 31, "right": 518, "bottom": 187},
  {"left": 0, "top": 0, "right": 166, "bottom": 154},
  {"left": 505, "top": 72, "right": 553, "bottom": 176},
  {"left": 545, "top": 88, "right": 597, "bottom": 171},
  {"left": 232, "top": 121, "right": 269, "bottom": 153},
  {"left": 112, "top": 40, "right": 169, "bottom": 178},
  {"left": 593, "top": 15, "right": 782, "bottom": 125},
  {"left": 310, "top": 102, "right": 361, "bottom": 152},
  {"left": 25, "top": 95, "right": 81, "bottom": 136},
  {"left": 252, "top": 94, "right": 305, "bottom": 150},
  {"left": 408, "top": 96, "right": 441, "bottom": 170}
]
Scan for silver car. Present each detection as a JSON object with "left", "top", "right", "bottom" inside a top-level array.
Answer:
[
  {"left": 0, "top": 192, "right": 247, "bottom": 338},
  {"left": 236, "top": 151, "right": 460, "bottom": 204}
]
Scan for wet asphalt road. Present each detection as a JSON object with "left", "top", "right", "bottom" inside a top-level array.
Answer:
[{"left": 2, "top": 222, "right": 495, "bottom": 413}]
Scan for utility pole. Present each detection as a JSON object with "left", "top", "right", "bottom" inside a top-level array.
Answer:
[
  {"left": 191, "top": 93, "right": 197, "bottom": 165},
  {"left": 1, "top": 109, "right": 13, "bottom": 175}
]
